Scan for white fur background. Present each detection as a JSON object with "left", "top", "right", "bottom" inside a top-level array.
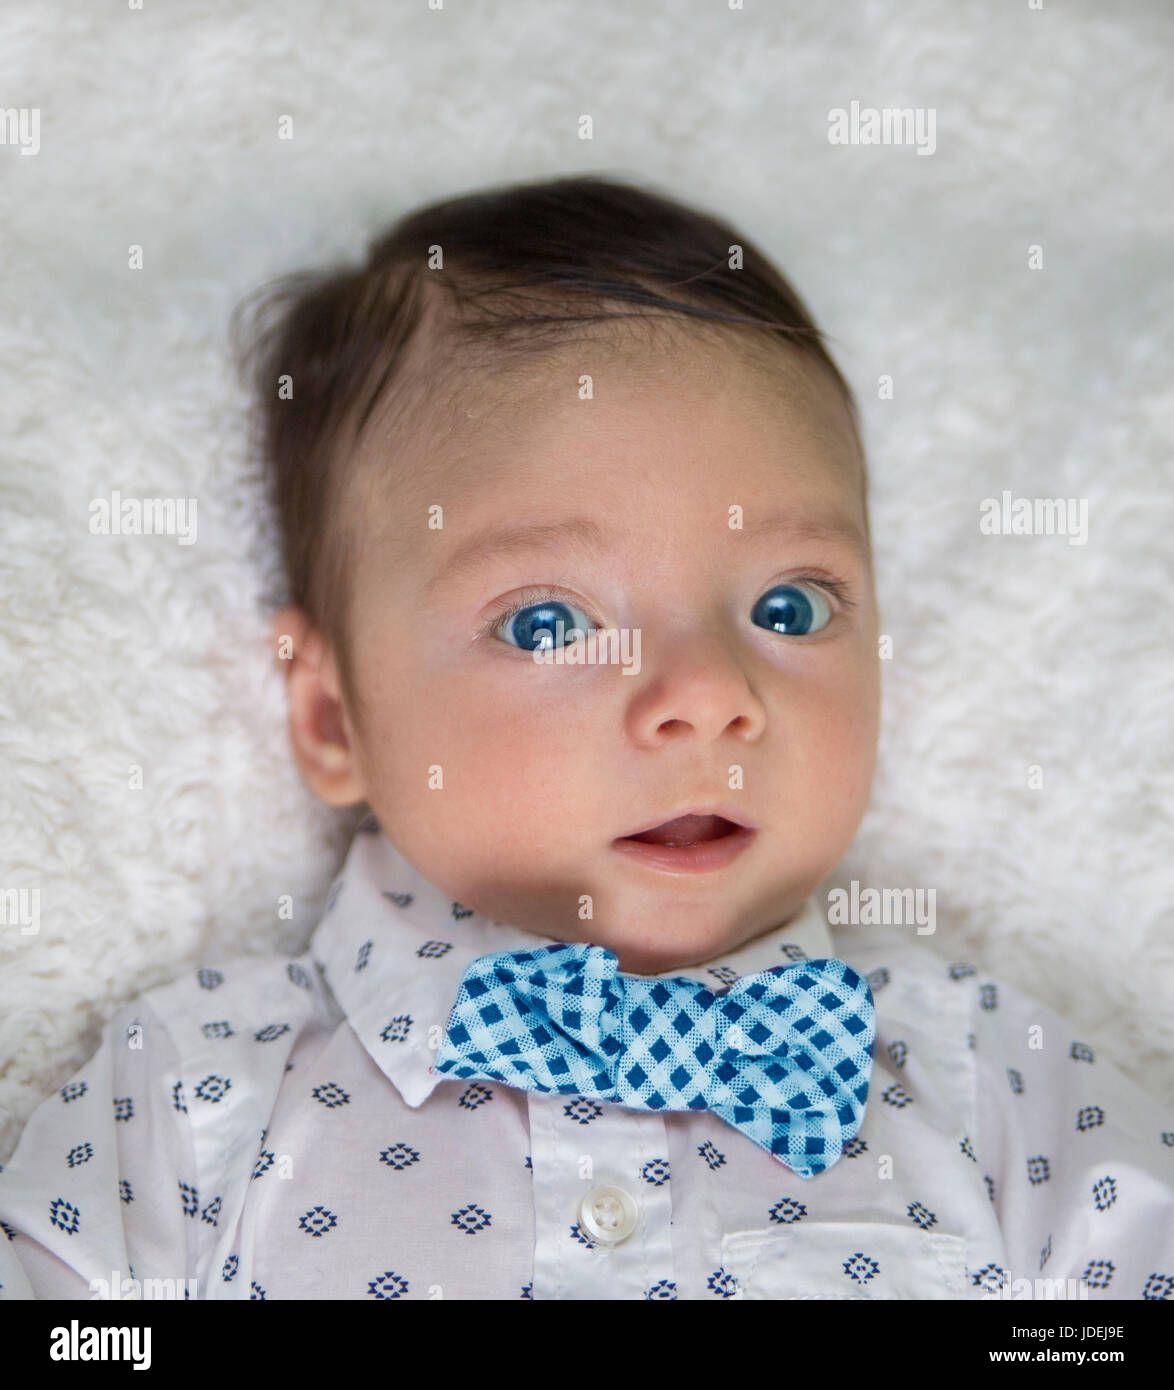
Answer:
[{"left": 1, "top": 1, "right": 1171, "bottom": 1161}]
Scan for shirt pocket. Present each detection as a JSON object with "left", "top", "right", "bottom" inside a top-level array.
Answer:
[{"left": 721, "top": 1221, "right": 969, "bottom": 1300}]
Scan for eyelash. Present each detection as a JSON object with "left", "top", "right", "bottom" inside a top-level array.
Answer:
[{"left": 476, "top": 572, "right": 857, "bottom": 641}]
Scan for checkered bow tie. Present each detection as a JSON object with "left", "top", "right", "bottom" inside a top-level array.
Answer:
[{"left": 432, "top": 942, "right": 875, "bottom": 1179}]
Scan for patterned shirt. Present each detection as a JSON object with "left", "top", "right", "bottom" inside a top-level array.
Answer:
[{"left": 1, "top": 821, "right": 1171, "bottom": 1300}]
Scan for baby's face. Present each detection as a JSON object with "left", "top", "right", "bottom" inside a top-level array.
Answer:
[{"left": 292, "top": 333, "right": 879, "bottom": 974}]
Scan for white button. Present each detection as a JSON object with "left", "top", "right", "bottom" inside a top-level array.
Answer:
[{"left": 578, "top": 1185, "right": 639, "bottom": 1245}]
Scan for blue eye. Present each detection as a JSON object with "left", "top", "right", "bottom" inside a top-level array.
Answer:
[
  {"left": 496, "top": 599, "right": 596, "bottom": 652},
  {"left": 750, "top": 582, "right": 833, "bottom": 636}
]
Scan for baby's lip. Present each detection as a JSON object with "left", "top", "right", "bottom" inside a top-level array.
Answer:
[{"left": 615, "top": 803, "right": 755, "bottom": 846}]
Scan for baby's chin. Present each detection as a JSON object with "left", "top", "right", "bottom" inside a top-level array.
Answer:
[
  {"left": 392, "top": 834, "right": 811, "bottom": 971},
  {"left": 583, "top": 911, "right": 775, "bottom": 978},
  {"left": 478, "top": 887, "right": 760, "bottom": 975},
  {"left": 588, "top": 882, "right": 816, "bottom": 977},
  {"left": 610, "top": 941, "right": 734, "bottom": 977}
]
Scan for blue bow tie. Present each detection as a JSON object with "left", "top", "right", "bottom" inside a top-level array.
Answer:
[{"left": 432, "top": 941, "right": 875, "bottom": 1179}]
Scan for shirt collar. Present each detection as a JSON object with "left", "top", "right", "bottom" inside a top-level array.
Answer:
[{"left": 310, "top": 821, "right": 835, "bottom": 1109}]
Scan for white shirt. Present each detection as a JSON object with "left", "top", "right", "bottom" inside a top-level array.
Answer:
[{"left": 1, "top": 821, "right": 1171, "bottom": 1301}]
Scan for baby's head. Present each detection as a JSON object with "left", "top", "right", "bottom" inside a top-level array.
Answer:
[{"left": 234, "top": 176, "right": 879, "bottom": 975}]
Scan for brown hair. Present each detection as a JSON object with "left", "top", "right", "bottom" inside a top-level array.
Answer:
[{"left": 230, "top": 173, "right": 865, "bottom": 709}]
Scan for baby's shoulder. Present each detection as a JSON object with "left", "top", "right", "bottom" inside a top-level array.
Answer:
[
  {"left": 125, "top": 945, "right": 344, "bottom": 1065},
  {"left": 828, "top": 927, "right": 1024, "bottom": 1039},
  {"left": 828, "top": 930, "right": 1117, "bottom": 1071},
  {"left": 829, "top": 925, "right": 983, "bottom": 997}
]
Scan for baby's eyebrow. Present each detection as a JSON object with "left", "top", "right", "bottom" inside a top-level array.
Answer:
[
  {"left": 738, "top": 510, "right": 869, "bottom": 560},
  {"left": 427, "top": 517, "right": 610, "bottom": 593},
  {"left": 427, "top": 508, "right": 867, "bottom": 594}
]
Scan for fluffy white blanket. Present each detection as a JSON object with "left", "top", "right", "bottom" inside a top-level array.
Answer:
[{"left": 1, "top": 1, "right": 1170, "bottom": 1160}]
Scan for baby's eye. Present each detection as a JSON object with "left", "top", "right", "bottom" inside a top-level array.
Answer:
[
  {"left": 495, "top": 598, "right": 597, "bottom": 652},
  {"left": 750, "top": 582, "right": 833, "bottom": 636}
]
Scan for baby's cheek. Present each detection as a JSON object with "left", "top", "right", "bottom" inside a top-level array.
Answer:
[
  {"left": 359, "top": 680, "right": 586, "bottom": 868},
  {"left": 792, "top": 667, "right": 879, "bottom": 838}
]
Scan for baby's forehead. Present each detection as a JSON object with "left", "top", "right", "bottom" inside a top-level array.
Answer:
[
  {"left": 353, "top": 315, "right": 866, "bottom": 547},
  {"left": 456, "top": 316, "right": 825, "bottom": 408},
  {"left": 424, "top": 319, "right": 858, "bottom": 468}
]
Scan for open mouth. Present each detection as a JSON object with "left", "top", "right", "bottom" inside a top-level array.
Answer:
[
  {"left": 619, "top": 813, "right": 743, "bottom": 848},
  {"left": 612, "top": 810, "right": 756, "bottom": 875}
]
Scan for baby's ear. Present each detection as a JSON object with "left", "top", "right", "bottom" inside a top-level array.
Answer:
[{"left": 271, "top": 605, "right": 366, "bottom": 807}]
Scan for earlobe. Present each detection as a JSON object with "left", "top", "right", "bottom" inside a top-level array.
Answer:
[{"left": 272, "top": 605, "right": 367, "bottom": 807}]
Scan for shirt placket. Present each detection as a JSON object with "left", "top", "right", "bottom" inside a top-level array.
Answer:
[{"left": 528, "top": 1091, "right": 676, "bottom": 1300}]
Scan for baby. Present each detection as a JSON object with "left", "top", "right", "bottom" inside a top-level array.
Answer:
[{"left": 1, "top": 176, "right": 1170, "bottom": 1302}]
